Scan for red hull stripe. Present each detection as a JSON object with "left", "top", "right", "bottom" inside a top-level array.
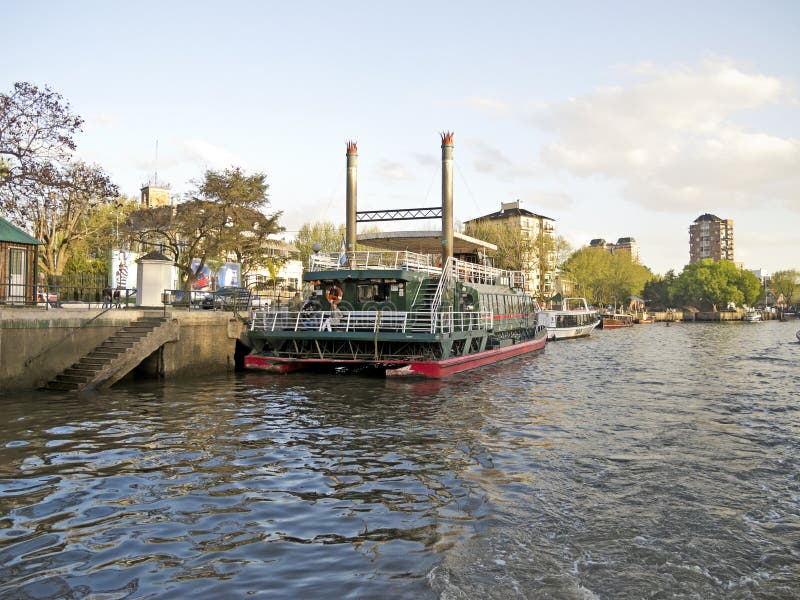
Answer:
[{"left": 244, "top": 335, "right": 547, "bottom": 379}]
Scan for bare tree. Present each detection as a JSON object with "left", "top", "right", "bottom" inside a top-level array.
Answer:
[{"left": 0, "top": 82, "right": 82, "bottom": 201}]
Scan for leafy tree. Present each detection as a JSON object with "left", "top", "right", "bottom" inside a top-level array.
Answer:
[
  {"left": 465, "top": 220, "right": 532, "bottom": 272},
  {"left": 560, "top": 246, "right": 652, "bottom": 307},
  {"left": 0, "top": 82, "right": 82, "bottom": 199},
  {"left": 294, "top": 222, "right": 346, "bottom": 269},
  {"left": 463, "top": 220, "right": 569, "bottom": 298},
  {"left": 642, "top": 270, "right": 677, "bottom": 309},
  {"left": 61, "top": 196, "right": 139, "bottom": 282},
  {"left": 126, "top": 168, "right": 281, "bottom": 289},
  {"left": 770, "top": 269, "right": 799, "bottom": 305},
  {"left": 205, "top": 168, "right": 283, "bottom": 282},
  {"left": 671, "top": 260, "right": 760, "bottom": 310}
]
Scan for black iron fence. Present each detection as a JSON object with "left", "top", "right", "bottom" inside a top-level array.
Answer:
[
  {"left": 160, "top": 288, "right": 251, "bottom": 312},
  {"left": 0, "top": 283, "right": 135, "bottom": 308},
  {"left": 2, "top": 284, "right": 255, "bottom": 315}
]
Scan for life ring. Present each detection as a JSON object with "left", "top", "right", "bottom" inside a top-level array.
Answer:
[{"left": 326, "top": 285, "right": 343, "bottom": 304}]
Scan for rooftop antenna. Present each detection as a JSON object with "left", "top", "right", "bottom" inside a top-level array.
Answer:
[{"left": 154, "top": 139, "right": 159, "bottom": 186}]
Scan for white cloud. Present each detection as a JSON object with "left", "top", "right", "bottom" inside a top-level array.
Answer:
[
  {"left": 531, "top": 59, "right": 800, "bottom": 212},
  {"left": 374, "top": 159, "right": 415, "bottom": 182},
  {"left": 524, "top": 191, "right": 574, "bottom": 213},
  {"left": 180, "top": 139, "right": 249, "bottom": 170},
  {"left": 466, "top": 96, "right": 512, "bottom": 117},
  {"left": 469, "top": 139, "right": 513, "bottom": 173},
  {"left": 85, "top": 112, "right": 118, "bottom": 130}
]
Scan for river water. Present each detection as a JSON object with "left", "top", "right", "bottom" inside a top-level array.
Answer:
[{"left": 1, "top": 321, "right": 798, "bottom": 599}]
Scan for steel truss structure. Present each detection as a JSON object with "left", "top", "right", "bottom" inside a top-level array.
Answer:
[{"left": 356, "top": 207, "right": 442, "bottom": 222}]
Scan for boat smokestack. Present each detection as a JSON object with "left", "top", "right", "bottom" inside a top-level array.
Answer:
[
  {"left": 345, "top": 140, "right": 358, "bottom": 259},
  {"left": 440, "top": 131, "right": 454, "bottom": 265}
]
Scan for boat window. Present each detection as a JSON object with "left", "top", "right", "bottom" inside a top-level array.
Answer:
[
  {"left": 356, "top": 281, "right": 399, "bottom": 303},
  {"left": 357, "top": 283, "right": 383, "bottom": 303}
]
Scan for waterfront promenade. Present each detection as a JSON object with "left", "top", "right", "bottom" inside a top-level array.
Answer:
[{"left": 0, "top": 307, "right": 249, "bottom": 392}]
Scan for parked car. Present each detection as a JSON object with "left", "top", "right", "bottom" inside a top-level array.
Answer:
[
  {"left": 201, "top": 287, "right": 251, "bottom": 310},
  {"left": 250, "top": 294, "right": 271, "bottom": 309}
]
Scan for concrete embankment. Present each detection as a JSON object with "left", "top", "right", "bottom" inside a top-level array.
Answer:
[
  {"left": 650, "top": 309, "right": 779, "bottom": 322},
  {"left": 0, "top": 308, "right": 250, "bottom": 392}
]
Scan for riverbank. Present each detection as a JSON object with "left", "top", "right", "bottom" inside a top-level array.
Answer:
[
  {"left": 650, "top": 308, "right": 783, "bottom": 322},
  {"left": 0, "top": 308, "right": 250, "bottom": 392}
]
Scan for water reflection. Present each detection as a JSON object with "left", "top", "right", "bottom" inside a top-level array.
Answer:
[
  {"left": 1, "top": 321, "right": 798, "bottom": 598},
  {"left": 1, "top": 371, "right": 505, "bottom": 599}
]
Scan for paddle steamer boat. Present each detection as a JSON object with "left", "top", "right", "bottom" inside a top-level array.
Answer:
[{"left": 244, "top": 133, "right": 547, "bottom": 378}]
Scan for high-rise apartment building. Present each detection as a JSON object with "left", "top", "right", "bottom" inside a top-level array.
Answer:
[
  {"left": 589, "top": 237, "right": 641, "bottom": 262},
  {"left": 689, "top": 214, "right": 734, "bottom": 263}
]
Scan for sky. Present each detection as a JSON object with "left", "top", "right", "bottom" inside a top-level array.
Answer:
[{"left": 2, "top": 0, "right": 798, "bottom": 275}]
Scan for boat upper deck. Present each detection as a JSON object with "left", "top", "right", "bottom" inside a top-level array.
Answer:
[{"left": 309, "top": 251, "right": 526, "bottom": 289}]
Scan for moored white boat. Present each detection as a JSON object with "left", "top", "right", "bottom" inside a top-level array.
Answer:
[
  {"left": 743, "top": 309, "right": 762, "bottom": 322},
  {"left": 537, "top": 297, "right": 600, "bottom": 340}
]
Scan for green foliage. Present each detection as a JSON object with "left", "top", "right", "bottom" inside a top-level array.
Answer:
[
  {"left": 126, "top": 168, "right": 282, "bottom": 289},
  {"left": 642, "top": 270, "right": 677, "bottom": 308},
  {"left": 464, "top": 220, "right": 532, "bottom": 272},
  {"left": 294, "top": 222, "right": 346, "bottom": 269},
  {"left": 671, "top": 260, "right": 761, "bottom": 310},
  {"left": 28, "top": 161, "right": 118, "bottom": 276},
  {"left": 770, "top": 269, "right": 799, "bottom": 305},
  {"left": 561, "top": 247, "right": 652, "bottom": 306},
  {"left": 61, "top": 196, "right": 139, "bottom": 282},
  {"left": 463, "top": 220, "right": 569, "bottom": 298}
]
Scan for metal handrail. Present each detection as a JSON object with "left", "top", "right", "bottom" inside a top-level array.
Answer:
[
  {"left": 428, "top": 257, "right": 455, "bottom": 332},
  {"left": 309, "top": 250, "right": 441, "bottom": 274},
  {"left": 23, "top": 305, "right": 117, "bottom": 368},
  {"left": 250, "top": 309, "right": 493, "bottom": 334}
]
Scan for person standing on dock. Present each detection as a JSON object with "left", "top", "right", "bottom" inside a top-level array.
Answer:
[{"left": 289, "top": 292, "right": 303, "bottom": 312}]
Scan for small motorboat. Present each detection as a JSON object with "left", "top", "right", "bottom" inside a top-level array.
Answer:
[{"left": 743, "top": 310, "right": 762, "bottom": 322}]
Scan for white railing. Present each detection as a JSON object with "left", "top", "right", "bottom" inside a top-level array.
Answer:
[
  {"left": 450, "top": 258, "right": 526, "bottom": 288},
  {"left": 309, "top": 251, "right": 441, "bottom": 274},
  {"left": 309, "top": 251, "right": 526, "bottom": 289},
  {"left": 429, "top": 257, "right": 455, "bottom": 322},
  {"left": 251, "top": 309, "right": 493, "bottom": 334}
]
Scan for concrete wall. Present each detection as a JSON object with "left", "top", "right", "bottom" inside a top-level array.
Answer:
[
  {"left": 651, "top": 310, "right": 685, "bottom": 321},
  {"left": 0, "top": 308, "right": 249, "bottom": 392}
]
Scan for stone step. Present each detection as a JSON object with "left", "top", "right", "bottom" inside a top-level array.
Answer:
[
  {"left": 88, "top": 350, "right": 122, "bottom": 359},
  {"left": 43, "top": 381, "right": 79, "bottom": 391},
  {"left": 77, "top": 357, "right": 110, "bottom": 367},
  {"left": 65, "top": 367, "right": 99, "bottom": 377},
  {"left": 100, "top": 341, "right": 135, "bottom": 349},
  {"left": 56, "top": 373, "right": 91, "bottom": 384},
  {"left": 122, "top": 325, "right": 157, "bottom": 332},
  {"left": 109, "top": 329, "right": 153, "bottom": 342},
  {"left": 43, "top": 316, "right": 172, "bottom": 393}
]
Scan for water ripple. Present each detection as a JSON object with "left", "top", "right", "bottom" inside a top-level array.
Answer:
[{"left": 1, "top": 321, "right": 798, "bottom": 598}]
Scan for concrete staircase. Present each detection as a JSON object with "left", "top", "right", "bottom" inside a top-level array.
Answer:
[{"left": 41, "top": 316, "right": 180, "bottom": 393}]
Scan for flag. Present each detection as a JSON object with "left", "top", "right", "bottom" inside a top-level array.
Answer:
[{"left": 338, "top": 237, "right": 346, "bottom": 266}]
